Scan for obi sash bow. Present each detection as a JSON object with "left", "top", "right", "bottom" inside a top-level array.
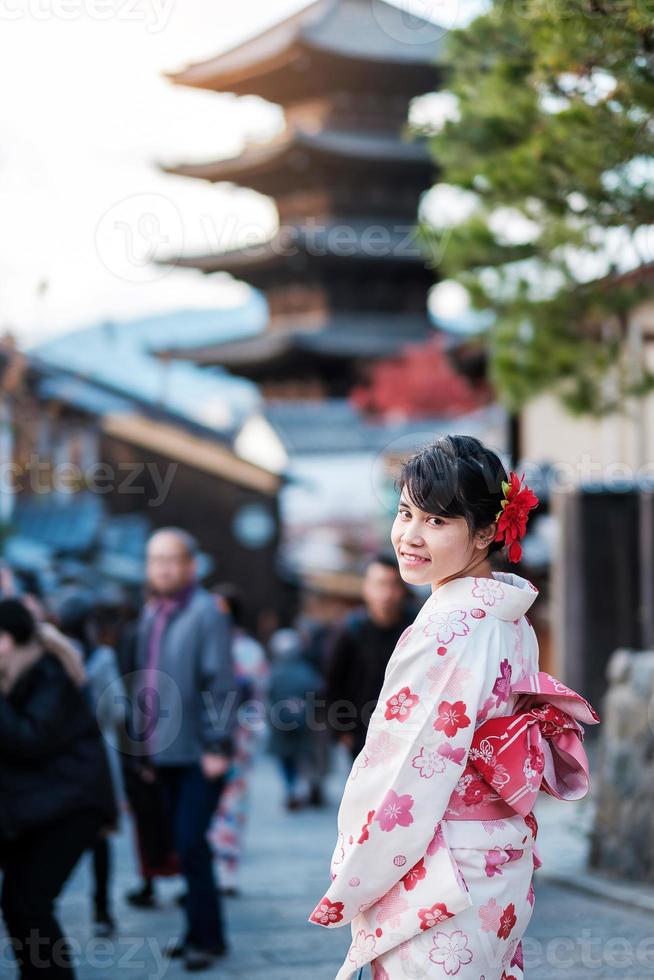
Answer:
[{"left": 444, "top": 671, "right": 600, "bottom": 820}]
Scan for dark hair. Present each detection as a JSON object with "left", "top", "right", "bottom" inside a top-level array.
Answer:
[
  {"left": 0, "top": 598, "right": 37, "bottom": 645},
  {"left": 213, "top": 582, "right": 244, "bottom": 627},
  {"left": 397, "top": 435, "right": 508, "bottom": 559},
  {"left": 54, "top": 590, "right": 95, "bottom": 655},
  {"left": 368, "top": 552, "right": 401, "bottom": 573}
]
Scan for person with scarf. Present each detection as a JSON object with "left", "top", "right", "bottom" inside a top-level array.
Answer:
[{"left": 130, "top": 528, "right": 237, "bottom": 972}]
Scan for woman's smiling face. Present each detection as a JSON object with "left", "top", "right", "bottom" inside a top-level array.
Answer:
[{"left": 391, "top": 490, "right": 493, "bottom": 588}]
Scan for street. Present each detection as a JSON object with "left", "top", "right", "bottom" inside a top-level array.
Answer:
[{"left": 1, "top": 754, "right": 652, "bottom": 980}]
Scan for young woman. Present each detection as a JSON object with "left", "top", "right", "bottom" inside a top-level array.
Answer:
[{"left": 310, "top": 435, "right": 598, "bottom": 979}]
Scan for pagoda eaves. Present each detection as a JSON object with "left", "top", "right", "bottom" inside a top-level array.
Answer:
[
  {"left": 162, "top": 219, "right": 433, "bottom": 280},
  {"left": 159, "top": 312, "right": 434, "bottom": 388},
  {"left": 166, "top": 0, "right": 444, "bottom": 102},
  {"left": 161, "top": 126, "right": 433, "bottom": 189}
]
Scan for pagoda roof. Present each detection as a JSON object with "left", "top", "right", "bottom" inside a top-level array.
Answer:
[
  {"left": 166, "top": 0, "right": 442, "bottom": 101},
  {"left": 162, "top": 220, "right": 431, "bottom": 280},
  {"left": 161, "top": 313, "right": 433, "bottom": 376},
  {"left": 161, "top": 126, "right": 433, "bottom": 187}
]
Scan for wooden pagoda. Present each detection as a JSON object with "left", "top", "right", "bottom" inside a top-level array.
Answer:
[{"left": 161, "top": 0, "right": 444, "bottom": 399}]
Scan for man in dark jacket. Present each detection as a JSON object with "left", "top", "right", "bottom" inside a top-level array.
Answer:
[
  {"left": 130, "top": 528, "right": 236, "bottom": 971},
  {"left": 325, "top": 554, "right": 416, "bottom": 759}
]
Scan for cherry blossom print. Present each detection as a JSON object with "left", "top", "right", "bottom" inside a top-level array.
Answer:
[
  {"left": 366, "top": 730, "right": 401, "bottom": 767},
  {"left": 310, "top": 897, "right": 344, "bottom": 925},
  {"left": 463, "top": 779, "right": 485, "bottom": 807},
  {"left": 375, "top": 789, "right": 414, "bottom": 831},
  {"left": 501, "top": 972, "right": 518, "bottom": 980},
  {"left": 349, "top": 877, "right": 360, "bottom": 887},
  {"left": 423, "top": 609, "right": 470, "bottom": 644},
  {"left": 427, "top": 663, "right": 472, "bottom": 699},
  {"left": 429, "top": 930, "right": 473, "bottom": 974},
  {"left": 401, "top": 858, "right": 426, "bottom": 891},
  {"left": 358, "top": 810, "right": 375, "bottom": 844},
  {"left": 437, "top": 645, "right": 448, "bottom": 656},
  {"left": 384, "top": 686, "right": 420, "bottom": 722},
  {"left": 524, "top": 811, "right": 538, "bottom": 840},
  {"left": 426, "top": 823, "right": 445, "bottom": 855},
  {"left": 492, "top": 658, "right": 513, "bottom": 704},
  {"left": 374, "top": 883, "right": 409, "bottom": 926},
  {"left": 472, "top": 578, "right": 505, "bottom": 606},
  {"left": 484, "top": 846, "right": 524, "bottom": 877},
  {"left": 348, "top": 929, "right": 378, "bottom": 966},
  {"left": 434, "top": 699, "right": 471, "bottom": 737},
  {"left": 348, "top": 752, "right": 369, "bottom": 782},
  {"left": 528, "top": 744, "right": 545, "bottom": 775},
  {"left": 412, "top": 745, "right": 446, "bottom": 778},
  {"left": 497, "top": 903, "right": 517, "bottom": 940},
  {"left": 475, "top": 695, "right": 496, "bottom": 725},
  {"left": 481, "top": 818, "right": 508, "bottom": 835},
  {"left": 393, "top": 854, "right": 407, "bottom": 867},
  {"left": 470, "top": 607, "right": 486, "bottom": 619},
  {"left": 372, "top": 963, "right": 390, "bottom": 980},
  {"left": 330, "top": 833, "right": 345, "bottom": 869},
  {"left": 527, "top": 882, "right": 535, "bottom": 907},
  {"left": 438, "top": 742, "right": 467, "bottom": 765},
  {"left": 417, "top": 903, "right": 453, "bottom": 931},
  {"left": 510, "top": 940, "right": 524, "bottom": 970},
  {"left": 396, "top": 626, "right": 413, "bottom": 648},
  {"left": 478, "top": 897, "right": 503, "bottom": 933}
]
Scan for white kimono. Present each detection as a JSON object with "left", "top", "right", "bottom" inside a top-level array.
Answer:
[{"left": 310, "top": 571, "right": 545, "bottom": 980}]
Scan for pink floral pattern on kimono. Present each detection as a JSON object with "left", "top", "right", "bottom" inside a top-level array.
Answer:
[{"left": 309, "top": 571, "right": 591, "bottom": 980}]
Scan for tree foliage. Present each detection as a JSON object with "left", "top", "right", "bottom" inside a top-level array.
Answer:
[{"left": 422, "top": 0, "right": 654, "bottom": 415}]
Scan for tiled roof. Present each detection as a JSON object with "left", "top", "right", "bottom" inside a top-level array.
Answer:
[
  {"left": 266, "top": 400, "right": 507, "bottom": 455},
  {"left": 168, "top": 0, "right": 444, "bottom": 96}
]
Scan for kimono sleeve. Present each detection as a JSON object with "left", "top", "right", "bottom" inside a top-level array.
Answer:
[{"left": 309, "top": 612, "right": 503, "bottom": 928}]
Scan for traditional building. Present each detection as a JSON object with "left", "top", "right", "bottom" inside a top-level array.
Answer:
[
  {"left": 161, "top": 0, "right": 442, "bottom": 399},
  {"left": 4, "top": 314, "right": 290, "bottom": 635}
]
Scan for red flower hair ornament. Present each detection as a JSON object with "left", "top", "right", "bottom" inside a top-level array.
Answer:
[{"left": 494, "top": 471, "right": 539, "bottom": 564}]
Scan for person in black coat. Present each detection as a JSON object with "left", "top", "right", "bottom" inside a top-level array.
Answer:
[
  {"left": 0, "top": 598, "right": 117, "bottom": 979},
  {"left": 324, "top": 554, "right": 417, "bottom": 759}
]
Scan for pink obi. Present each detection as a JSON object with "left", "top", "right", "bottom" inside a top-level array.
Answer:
[{"left": 443, "top": 671, "right": 600, "bottom": 823}]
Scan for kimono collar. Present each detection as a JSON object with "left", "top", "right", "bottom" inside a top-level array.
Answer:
[{"left": 427, "top": 571, "right": 539, "bottom": 622}]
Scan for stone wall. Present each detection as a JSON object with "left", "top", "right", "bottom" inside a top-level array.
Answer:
[{"left": 589, "top": 648, "right": 654, "bottom": 881}]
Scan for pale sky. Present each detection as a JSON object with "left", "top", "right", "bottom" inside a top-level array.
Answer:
[{"left": 0, "top": 0, "right": 479, "bottom": 345}]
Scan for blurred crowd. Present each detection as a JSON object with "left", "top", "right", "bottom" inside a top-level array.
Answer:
[{"left": 0, "top": 530, "right": 417, "bottom": 977}]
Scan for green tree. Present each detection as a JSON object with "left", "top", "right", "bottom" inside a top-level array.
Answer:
[{"left": 421, "top": 0, "right": 654, "bottom": 415}]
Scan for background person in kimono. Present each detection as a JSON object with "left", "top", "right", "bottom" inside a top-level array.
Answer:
[{"left": 310, "top": 435, "right": 545, "bottom": 980}]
